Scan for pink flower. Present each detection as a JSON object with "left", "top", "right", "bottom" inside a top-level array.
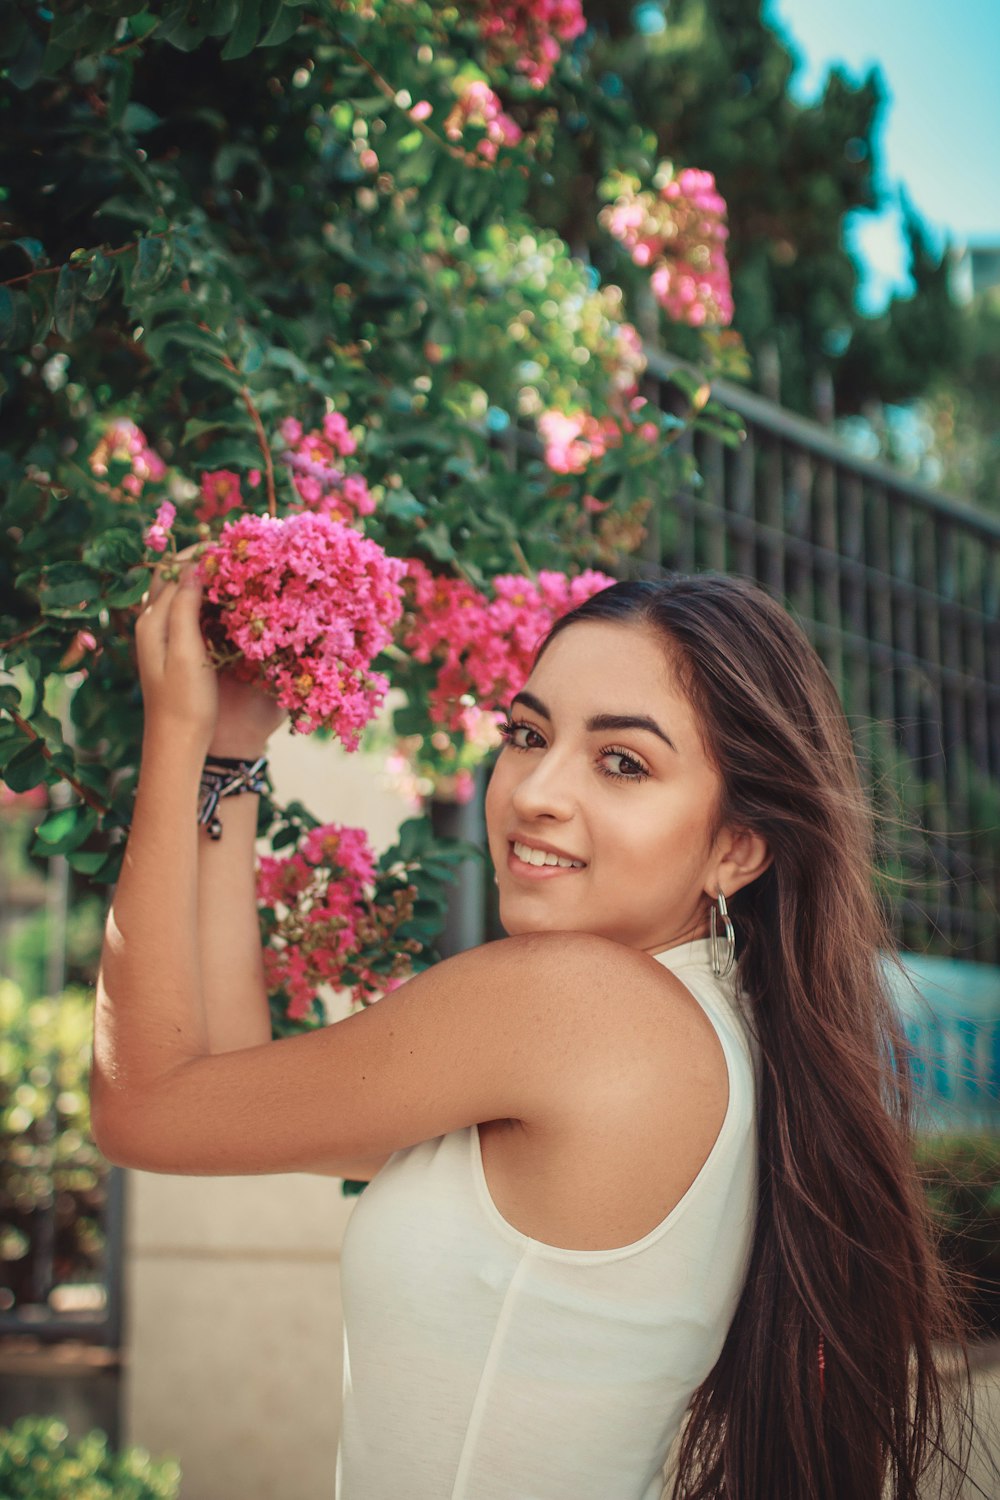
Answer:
[
  {"left": 196, "top": 511, "right": 406, "bottom": 746},
  {"left": 398, "top": 558, "right": 615, "bottom": 731},
  {"left": 256, "top": 821, "right": 421, "bottom": 1016},
  {"left": 537, "top": 408, "right": 617, "bottom": 473},
  {"left": 197, "top": 470, "right": 243, "bottom": 524},
  {"left": 278, "top": 413, "right": 374, "bottom": 521},
  {"left": 444, "top": 78, "right": 523, "bottom": 154},
  {"left": 88, "top": 418, "right": 166, "bottom": 500},
  {"left": 143, "top": 498, "right": 176, "bottom": 552},
  {"left": 471, "top": 0, "right": 586, "bottom": 90},
  {"left": 409, "top": 99, "right": 433, "bottom": 122},
  {"left": 600, "top": 163, "right": 734, "bottom": 328}
]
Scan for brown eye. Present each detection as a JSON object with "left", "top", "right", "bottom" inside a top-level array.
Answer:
[
  {"left": 497, "top": 718, "right": 543, "bottom": 751},
  {"left": 599, "top": 746, "right": 649, "bottom": 784}
]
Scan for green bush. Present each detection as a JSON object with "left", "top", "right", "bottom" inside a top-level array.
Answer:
[
  {"left": 0, "top": 978, "right": 109, "bottom": 1309},
  {"left": 0, "top": 1415, "right": 180, "bottom": 1498},
  {"left": 916, "top": 1133, "right": 1000, "bottom": 1337}
]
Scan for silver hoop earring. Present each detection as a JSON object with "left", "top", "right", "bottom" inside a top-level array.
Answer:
[{"left": 710, "top": 890, "right": 736, "bottom": 978}]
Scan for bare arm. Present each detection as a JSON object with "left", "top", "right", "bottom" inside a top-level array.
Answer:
[{"left": 198, "top": 778, "right": 272, "bottom": 1053}]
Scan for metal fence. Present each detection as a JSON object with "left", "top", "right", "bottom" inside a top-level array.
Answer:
[
  {"left": 630, "top": 349, "right": 1000, "bottom": 965},
  {"left": 475, "top": 349, "right": 1000, "bottom": 966}
]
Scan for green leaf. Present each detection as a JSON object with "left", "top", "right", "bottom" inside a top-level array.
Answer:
[
  {"left": 121, "top": 102, "right": 162, "bottom": 134},
  {"left": 39, "top": 561, "right": 103, "bottom": 614},
  {"left": 54, "top": 264, "right": 97, "bottom": 340},
  {"left": 94, "top": 196, "right": 159, "bottom": 226},
  {"left": 383, "top": 489, "right": 426, "bottom": 521},
  {"left": 220, "top": 0, "right": 262, "bottom": 60},
  {"left": 32, "top": 804, "right": 99, "bottom": 854},
  {"left": 200, "top": 0, "right": 240, "bottom": 35},
  {"left": 10, "top": 237, "right": 47, "bottom": 269},
  {"left": 142, "top": 321, "right": 225, "bottom": 362},
  {"left": 259, "top": 1, "right": 305, "bottom": 46},
  {"left": 107, "top": 55, "right": 134, "bottom": 126},
  {"left": 67, "top": 848, "right": 113, "bottom": 875},
  {"left": 6, "top": 27, "right": 45, "bottom": 90},
  {"left": 0, "top": 685, "right": 22, "bottom": 712},
  {"left": 0, "top": 287, "right": 34, "bottom": 351},
  {"left": 83, "top": 250, "right": 118, "bottom": 301},
  {"left": 103, "top": 568, "right": 151, "bottom": 607},
  {"left": 130, "top": 235, "right": 173, "bottom": 295},
  {"left": 83, "top": 527, "right": 146, "bottom": 571},
  {"left": 2, "top": 740, "right": 48, "bottom": 793}
]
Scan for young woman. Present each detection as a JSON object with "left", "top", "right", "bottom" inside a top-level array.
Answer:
[{"left": 93, "top": 562, "right": 977, "bottom": 1499}]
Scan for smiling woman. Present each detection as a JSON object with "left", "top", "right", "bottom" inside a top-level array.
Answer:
[{"left": 91, "top": 565, "right": 982, "bottom": 1500}]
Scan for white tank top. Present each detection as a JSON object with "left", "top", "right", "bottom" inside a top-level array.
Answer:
[{"left": 336, "top": 935, "right": 759, "bottom": 1500}]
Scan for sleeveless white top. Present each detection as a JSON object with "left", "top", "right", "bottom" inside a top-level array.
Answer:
[{"left": 335, "top": 936, "right": 759, "bottom": 1500}]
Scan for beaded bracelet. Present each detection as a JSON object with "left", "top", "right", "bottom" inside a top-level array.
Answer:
[{"left": 197, "top": 754, "right": 270, "bottom": 841}]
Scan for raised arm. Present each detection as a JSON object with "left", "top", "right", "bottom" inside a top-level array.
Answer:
[{"left": 89, "top": 550, "right": 712, "bottom": 1180}]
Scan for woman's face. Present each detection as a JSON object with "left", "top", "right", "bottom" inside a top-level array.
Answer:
[{"left": 484, "top": 619, "right": 728, "bottom": 956}]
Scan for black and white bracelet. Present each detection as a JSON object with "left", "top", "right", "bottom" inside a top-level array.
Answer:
[{"left": 197, "top": 754, "right": 270, "bottom": 841}]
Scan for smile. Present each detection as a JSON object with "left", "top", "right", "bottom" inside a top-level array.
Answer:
[{"left": 507, "top": 841, "right": 587, "bottom": 878}]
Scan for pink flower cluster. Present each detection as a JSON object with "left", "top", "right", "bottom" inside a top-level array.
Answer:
[
  {"left": 88, "top": 418, "right": 166, "bottom": 500},
  {"left": 197, "top": 470, "right": 245, "bottom": 524},
  {"left": 601, "top": 165, "right": 734, "bottom": 327},
  {"left": 537, "top": 409, "right": 618, "bottom": 473},
  {"left": 196, "top": 511, "right": 407, "bottom": 745},
  {"left": 536, "top": 398, "right": 659, "bottom": 474},
  {"left": 278, "top": 413, "right": 376, "bottom": 521},
  {"left": 444, "top": 78, "right": 523, "bottom": 161},
  {"left": 473, "top": 0, "right": 587, "bottom": 89},
  {"left": 400, "top": 559, "right": 616, "bottom": 729},
  {"left": 256, "top": 822, "right": 417, "bottom": 1018},
  {"left": 143, "top": 499, "right": 176, "bottom": 553}
]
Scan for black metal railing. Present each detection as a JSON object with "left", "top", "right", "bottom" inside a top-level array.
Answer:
[{"left": 631, "top": 349, "right": 1000, "bottom": 965}]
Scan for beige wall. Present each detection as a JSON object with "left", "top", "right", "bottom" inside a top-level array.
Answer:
[{"left": 122, "top": 714, "right": 414, "bottom": 1500}]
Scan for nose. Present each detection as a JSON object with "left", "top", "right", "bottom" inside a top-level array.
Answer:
[{"left": 508, "top": 744, "right": 577, "bottom": 822}]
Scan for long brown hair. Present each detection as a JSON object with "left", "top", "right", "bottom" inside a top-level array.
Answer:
[{"left": 534, "top": 572, "right": 982, "bottom": 1500}]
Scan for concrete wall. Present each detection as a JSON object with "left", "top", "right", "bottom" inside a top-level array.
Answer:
[{"left": 122, "top": 715, "right": 416, "bottom": 1499}]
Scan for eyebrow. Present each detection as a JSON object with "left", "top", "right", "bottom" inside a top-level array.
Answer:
[{"left": 508, "top": 690, "right": 678, "bottom": 753}]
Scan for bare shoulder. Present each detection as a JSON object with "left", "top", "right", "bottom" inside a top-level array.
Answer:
[{"left": 483, "top": 931, "right": 728, "bottom": 1111}]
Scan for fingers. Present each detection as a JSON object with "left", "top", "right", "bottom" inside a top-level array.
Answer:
[
  {"left": 142, "top": 542, "right": 204, "bottom": 607},
  {"left": 136, "top": 555, "right": 203, "bottom": 672}
]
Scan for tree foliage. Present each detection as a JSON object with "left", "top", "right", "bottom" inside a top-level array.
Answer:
[{"left": 0, "top": 0, "right": 742, "bottom": 1026}]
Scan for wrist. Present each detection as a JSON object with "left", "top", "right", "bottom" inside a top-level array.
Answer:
[{"left": 205, "top": 741, "right": 269, "bottom": 761}]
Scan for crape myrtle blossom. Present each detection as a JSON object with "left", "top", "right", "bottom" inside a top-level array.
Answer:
[
  {"left": 196, "top": 511, "right": 407, "bottom": 745},
  {"left": 88, "top": 418, "right": 166, "bottom": 500},
  {"left": 196, "top": 470, "right": 243, "bottom": 524},
  {"left": 536, "top": 397, "right": 659, "bottom": 475},
  {"left": 600, "top": 163, "right": 734, "bottom": 328},
  {"left": 399, "top": 558, "right": 616, "bottom": 731},
  {"left": 473, "top": 0, "right": 587, "bottom": 90},
  {"left": 256, "top": 821, "right": 422, "bottom": 1018},
  {"left": 278, "top": 412, "right": 377, "bottom": 522},
  {"left": 143, "top": 499, "right": 176, "bottom": 554},
  {"left": 443, "top": 78, "right": 523, "bottom": 161}
]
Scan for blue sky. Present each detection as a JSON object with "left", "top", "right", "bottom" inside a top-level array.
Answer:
[{"left": 763, "top": 0, "right": 1000, "bottom": 312}]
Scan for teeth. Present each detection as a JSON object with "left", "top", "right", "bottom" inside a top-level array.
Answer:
[{"left": 513, "top": 841, "right": 584, "bottom": 870}]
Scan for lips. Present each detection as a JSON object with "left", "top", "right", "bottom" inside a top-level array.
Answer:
[{"left": 509, "top": 840, "right": 587, "bottom": 876}]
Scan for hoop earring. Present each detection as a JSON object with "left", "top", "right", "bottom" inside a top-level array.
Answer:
[{"left": 710, "top": 890, "right": 736, "bottom": 978}]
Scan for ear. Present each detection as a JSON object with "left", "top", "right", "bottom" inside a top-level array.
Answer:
[{"left": 706, "top": 826, "right": 772, "bottom": 901}]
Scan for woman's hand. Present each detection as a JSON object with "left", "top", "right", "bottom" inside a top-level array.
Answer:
[
  {"left": 135, "top": 543, "right": 289, "bottom": 756},
  {"left": 135, "top": 547, "right": 218, "bottom": 748},
  {"left": 209, "top": 666, "right": 289, "bottom": 758}
]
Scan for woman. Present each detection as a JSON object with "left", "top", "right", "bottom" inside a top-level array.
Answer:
[{"left": 93, "top": 563, "right": 977, "bottom": 1499}]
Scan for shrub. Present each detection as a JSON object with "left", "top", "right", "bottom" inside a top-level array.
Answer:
[
  {"left": 916, "top": 1133, "right": 1000, "bottom": 1337},
  {"left": 0, "top": 1415, "right": 180, "bottom": 1498}
]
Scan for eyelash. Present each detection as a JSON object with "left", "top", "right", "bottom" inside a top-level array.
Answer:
[{"left": 496, "top": 718, "right": 650, "bottom": 785}]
